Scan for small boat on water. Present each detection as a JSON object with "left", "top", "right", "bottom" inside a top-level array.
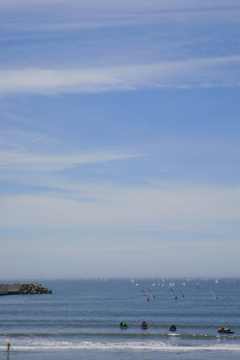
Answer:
[
  {"left": 148, "top": 289, "right": 155, "bottom": 300},
  {"left": 120, "top": 321, "right": 128, "bottom": 329},
  {"left": 180, "top": 288, "right": 185, "bottom": 299},
  {"left": 170, "top": 288, "right": 177, "bottom": 301},
  {"left": 218, "top": 327, "right": 234, "bottom": 334},
  {"left": 141, "top": 321, "right": 148, "bottom": 329},
  {"left": 142, "top": 290, "right": 150, "bottom": 302},
  {"left": 169, "top": 324, "right": 177, "bottom": 331},
  {"left": 211, "top": 290, "right": 218, "bottom": 301}
]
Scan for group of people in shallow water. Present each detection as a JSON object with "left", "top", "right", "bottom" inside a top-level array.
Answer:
[
  {"left": 120, "top": 322, "right": 177, "bottom": 331},
  {"left": 119, "top": 323, "right": 233, "bottom": 334},
  {"left": 165, "top": 324, "right": 234, "bottom": 332}
]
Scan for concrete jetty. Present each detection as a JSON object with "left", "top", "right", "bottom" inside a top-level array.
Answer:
[{"left": 0, "top": 283, "right": 52, "bottom": 295}]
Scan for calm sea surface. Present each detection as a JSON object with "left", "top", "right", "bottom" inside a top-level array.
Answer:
[{"left": 0, "top": 278, "right": 240, "bottom": 359}]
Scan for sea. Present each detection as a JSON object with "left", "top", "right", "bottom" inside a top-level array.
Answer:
[{"left": 0, "top": 278, "right": 240, "bottom": 360}]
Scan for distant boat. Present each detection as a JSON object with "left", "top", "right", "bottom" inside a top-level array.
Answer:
[
  {"left": 120, "top": 321, "right": 128, "bottom": 329},
  {"left": 148, "top": 289, "right": 155, "bottom": 300},
  {"left": 211, "top": 290, "right": 218, "bottom": 301},
  {"left": 215, "top": 279, "right": 219, "bottom": 284},
  {"left": 141, "top": 321, "right": 148, "bottom": 329},
  {"left": 142, "top": 290, "right": 150, "bottom": 302},
  {"left": 180, "top": 289, "right": 185, "bottom": 299},
  {"left": 136, "top": 283, "right": 139, "bottom": 287},
  {"left": 131, "top": 279, "right": 134, "bottom": 283},
  {"left": 152, "top": 283, "right": 156, "bottom": 287},
  {"left": 169, "top": 324, "right": 177, "bottom": 331},
  {"left": 170, "top": 288, "right": 177, "bottom": 301},
  {"left": 218, "top": 327, "right": 234, "bottom": 334}
]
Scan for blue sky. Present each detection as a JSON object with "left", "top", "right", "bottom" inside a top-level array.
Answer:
[{"left": 1, "top": 0, "right": 240, "bottom": 279}]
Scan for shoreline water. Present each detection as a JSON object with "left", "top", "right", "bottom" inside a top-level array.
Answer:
[{"left": 2, "top": 348, "right": 240, "bottom": 360}]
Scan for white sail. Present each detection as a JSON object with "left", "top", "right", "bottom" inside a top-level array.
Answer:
[
  {"left": 211, "top": 290, "right": 218, "bottom": 301},
  {"left": 180, "top": 288, "right": 185, "bottom": 299},
  {"left": 170, "top": 288, "right": 177, "bottom": 301}
]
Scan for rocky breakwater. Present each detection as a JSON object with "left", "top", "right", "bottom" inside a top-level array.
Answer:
[
  {"left": 20, "top": 283, "right": 52, "bottom": 295},
  {"left": 0, "top": 283, "right": 52, "bottom": 295}
]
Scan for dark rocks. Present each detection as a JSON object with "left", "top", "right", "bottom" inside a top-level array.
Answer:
[
  {"left": 19, "top": 283, "right": 52, "bottom": 295},
  {"left": 0, "top": 282, "right": 52, "bottom": 295}
]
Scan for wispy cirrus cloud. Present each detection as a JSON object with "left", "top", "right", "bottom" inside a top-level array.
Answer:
[
  {"left": 2, "top": 9, "right": 240, "bottom": 32},
  {"left": 0, "top": 56, "right": 240, "bottom": 95},
  {"left": 0, "top": 149, "right": 142, "bottom": 172}
]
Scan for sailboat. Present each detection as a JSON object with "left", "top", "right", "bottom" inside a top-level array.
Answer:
[
  {"left": 179, "top": 288, "right": 184, "bottom": 299},
  {"left": 211, "top": 290, "right": 218, "bottom": 301},
  {"left": 142, "top": 290, "right": 150, "bottom": 302},
  {"left": 170, "top": 288, "right": 177, "bottom": 301},
  {"left": 148, "top": 289, "right": 155, "bottom": 300}
]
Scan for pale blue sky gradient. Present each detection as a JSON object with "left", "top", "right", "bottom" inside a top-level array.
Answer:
[{"left": 0, "top": 0, "right": 240, "bottom": 278}]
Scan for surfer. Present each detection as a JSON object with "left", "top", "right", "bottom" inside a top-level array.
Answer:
[{"left": 7, "top": 342, "right": 11, "bottom": 353}]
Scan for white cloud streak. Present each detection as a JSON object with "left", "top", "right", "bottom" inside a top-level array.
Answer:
[
  {"left": 0, "top": 149, "right": 142, "bottom": 172},
  {"left": 2, "top": 9, "right": 239, "bottom": 32},
  {"left": 0, "top": 56, "right": 240, "bottom": 95}
]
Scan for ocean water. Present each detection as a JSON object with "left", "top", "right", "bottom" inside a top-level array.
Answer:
[{"left": 0, "top": 278, "right": 240, "bottom": 360}]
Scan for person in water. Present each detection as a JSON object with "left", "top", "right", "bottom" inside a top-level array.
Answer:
[
  {"left": 120, "top": 321, "right": 128, "bottom": 328},
  {"left": 7, "top": 342, "right": 11, "bottom": 353}
]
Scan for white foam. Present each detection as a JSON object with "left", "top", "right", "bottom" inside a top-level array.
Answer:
[{"left": 1, "top": 340, "right": 240, "bottom": 352}]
